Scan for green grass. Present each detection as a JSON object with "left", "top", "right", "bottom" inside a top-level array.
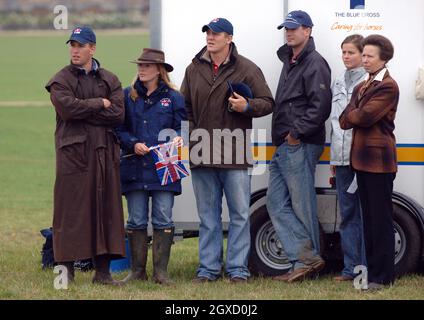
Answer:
[
  {"left": 0, "top": 30, "right": 149, "bottom": 102},
  {"left": 1, "top": 106, "right": 424, "bottom": 300},
  {"left": 1, "top": 31, "right": 424, "bottom": 300}
]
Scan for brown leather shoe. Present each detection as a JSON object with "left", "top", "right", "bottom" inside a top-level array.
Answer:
[
  {"left": 286, "top": 267, "right": 314, "bottom": 283},
  {"left": 333, "top": 275, "right": 354, "bottom": 282},
  {"left": 286, "top": 258, "right": 326, "bottom": 283},
  {"left": 230, "top": 277, "right": 247, "bottom": 284},
  {"left": 192, "top": 276, "right": 215, "bottom": 283},
  {"left": 272, "top": 272, "right": 292, "bottom": 282},
  {"left": 310, "top": 259, "right": 326, "bottom": 273}
]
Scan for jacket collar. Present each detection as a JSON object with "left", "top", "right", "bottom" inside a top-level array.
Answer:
[
  {"left": 194, "top": 42, "right": 238, "bottom": 65},
  {"left": 134, "top": 79, "right": 168, "bottom": 99},
  {"left": 277, "top": 37, "right": 316, "bottom": 64},
  {"left": 356, "top": 68, "right": 390, "bottom": 103},
  {"left": 345, "top": 66, "right": 367, "bottom": 87},
  {"left": 69, "top": 57, "right": 101, "bottom": 76},
  {"left": 365, "top": 67, "right": 387, "bottom": 82},
  {"left": 199, "top": 45, "right": 232, "bottom": 65}
]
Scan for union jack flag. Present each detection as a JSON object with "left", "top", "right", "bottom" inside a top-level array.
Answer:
[{"left": 150, "top": 142, "right": 189, "bottom": 186}]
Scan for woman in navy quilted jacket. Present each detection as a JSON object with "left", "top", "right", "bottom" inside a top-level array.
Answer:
[{"left": 116, "top": 48, "right": 186, "bottom": 285}]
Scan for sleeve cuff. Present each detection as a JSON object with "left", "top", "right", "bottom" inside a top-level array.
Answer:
[
  {"left": 243, "top": 101, "right": 253, "bottom": 113},
  {"left": 128, "top": 137, "right": 139, "bottom": 150},
  {"left": 91, "top": 98, "right": 105, "bottom": 113}
]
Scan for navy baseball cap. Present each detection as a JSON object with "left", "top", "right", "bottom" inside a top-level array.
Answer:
[
  {"left": 66, "top": 26, "right": 96, "bottom": 45},
  {"left": 231, "top": 82, "right": 253, "bottom": 99},
  {"left": 277, "top": 10, "right": 314, "bottom": 30},
  {"left": 202, "top": 18, "right": 233, "bottom": 35}
]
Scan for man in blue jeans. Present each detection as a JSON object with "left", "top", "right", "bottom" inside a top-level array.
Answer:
[
  {"left": 267, "top": 10, "right": 331, "bottom": 282},
  {"left": 181, "top": 18, "right": 274, "bottom": 283}
]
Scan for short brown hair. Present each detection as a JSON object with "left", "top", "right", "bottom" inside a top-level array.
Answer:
[
  {"left": 341, "top": 34, "right": 364, "bottom": 52},
  {"left": 362, "top": 34, "right": 394, "bottom": 62}
]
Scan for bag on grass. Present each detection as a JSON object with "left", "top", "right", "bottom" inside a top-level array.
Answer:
[
  {"left": 40, "top": 227, "right": 93, "bottom": 271},
  {"left": 40, "top": 228, "right": 55, "bottom": 269}
]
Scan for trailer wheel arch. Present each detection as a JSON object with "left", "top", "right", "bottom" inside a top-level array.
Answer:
[{"left": 392, "top": 199, "right": 423, "bottom": 276}]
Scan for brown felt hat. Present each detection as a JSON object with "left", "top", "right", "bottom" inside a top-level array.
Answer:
[{"left": 129, "top": 48, "right": 173, "bottom": 72}]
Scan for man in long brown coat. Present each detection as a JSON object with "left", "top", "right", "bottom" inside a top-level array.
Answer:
[{"left": 45, "top": 26, "right": 126, "bottom": 285}]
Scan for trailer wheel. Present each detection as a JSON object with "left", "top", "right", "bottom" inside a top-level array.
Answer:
[
  {"left": 393, "top": 204, "right": 421, "bottom": 277},
  {"left": 249, "top": 206, "right": 291, "bottom": 276}
]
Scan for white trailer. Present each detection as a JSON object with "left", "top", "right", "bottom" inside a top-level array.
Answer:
[{"left": 150, "top": 0, "right": 424, "bottom": 276}]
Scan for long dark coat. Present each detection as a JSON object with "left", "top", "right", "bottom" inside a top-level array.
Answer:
[{"left": 45, "top": 59, "right": 126, "bottom": 262}]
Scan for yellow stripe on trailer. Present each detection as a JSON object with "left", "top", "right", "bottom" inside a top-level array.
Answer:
[{"left": 181, "top": 144, "right": 424, "bottom": 165}]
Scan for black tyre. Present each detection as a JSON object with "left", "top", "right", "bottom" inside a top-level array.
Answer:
[
  {"left": 393, "top": 204, "right": 422, "bottom": 276},
  {"left": 249, "top": 206, "right": 291, "bottom": 276},
  {"left": 249, "top": 205, "right": 327, "bottom": 276}
]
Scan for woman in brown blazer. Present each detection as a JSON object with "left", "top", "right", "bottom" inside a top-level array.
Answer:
[{"left": 339, "top": 34, "right": 399, "bottom": 290}]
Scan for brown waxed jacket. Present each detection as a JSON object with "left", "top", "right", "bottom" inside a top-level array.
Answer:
[
  {"left": 181, "top": 44, "right": 274, "bottom": 169},
  {"left": 339, "top": 69, "right": 399, "bottom": 173},
  {"left": 45, "top": 59, "right": 126, "bottom": 262}
]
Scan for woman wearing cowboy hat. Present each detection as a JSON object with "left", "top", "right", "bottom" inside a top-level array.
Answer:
[{"left": 116, "top": 48, "right": 187, "bottom": 285}]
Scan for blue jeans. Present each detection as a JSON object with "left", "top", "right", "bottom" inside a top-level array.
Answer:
[
  {"left": 335, "top": 166, "right": 366, "bottom": 277},
  {"left": 191, "top": 168, "right": 251, "bottom": 280},
  {"left": 125, "top": 190, "right": 174, "bottom": 230},
  {"left": 266, "top": 142, "right": 323, "bottom": 270}
]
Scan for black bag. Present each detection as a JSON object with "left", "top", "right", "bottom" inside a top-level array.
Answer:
[
  {"left": 40, "top": 227, "right": 93, "bottom": 271},
  {"left": 40, "top": 228, "right": 56, "bottom": 269}
]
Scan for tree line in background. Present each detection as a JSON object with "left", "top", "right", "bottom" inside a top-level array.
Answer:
[{"left": 0, "top": 0, "right": 149, "bottom": 30}]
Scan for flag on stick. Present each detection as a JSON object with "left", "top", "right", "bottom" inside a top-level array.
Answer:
[{"left": 149, "top": 142, "right": 189, "bottom": 186}]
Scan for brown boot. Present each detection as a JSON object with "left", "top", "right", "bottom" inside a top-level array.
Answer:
[
  {"left": 92, "top": 255, "right": 122, "bottom": 286},
  {"left": 287, "top": 258, "right": 326, "bottom": 283},
  {"left": 310, "top": 257, "right": 326, "bottom": 273},
  {"left": 152, "top": 228, "right": 174, "bottom": 285},
  {"left": 272, "top": 271, "right": 292, "bottom": 282},
  {"left": 121, "top": 229, "right": 149, "bottom": 283},
  {"left": 333, "top": 275, "right": 354, "bottom": 282}
]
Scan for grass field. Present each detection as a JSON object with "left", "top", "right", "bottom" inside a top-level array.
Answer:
[
  {"left": 1, "top": 107, "right": 423, "bottom": 300},
  {"left": 0, "top": 30, "right": 149, "bottom": 102},
  {"left": 1, "top": 31, "right": 424, "bottom": 300}
]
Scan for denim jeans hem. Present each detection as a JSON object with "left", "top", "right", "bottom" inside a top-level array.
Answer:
[
  {"left": 342, "top": 270, "right": 356, "bottom": 278},
  {"left": 152, "top": 225, "right": 175, "bottom": 230},
  {"left": 226, "top": 269, "right": 251, "bottom": 279},
  {"left": 196, "top": 272, "right": 221, "bottom": 281},
  {"left": 125, "top": 227, "right": 148, "bottom": 231}
]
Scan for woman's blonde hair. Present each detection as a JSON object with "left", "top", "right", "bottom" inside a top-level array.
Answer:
[{"left": 130, "top": 64, "right": 178, "bottom": 101}]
